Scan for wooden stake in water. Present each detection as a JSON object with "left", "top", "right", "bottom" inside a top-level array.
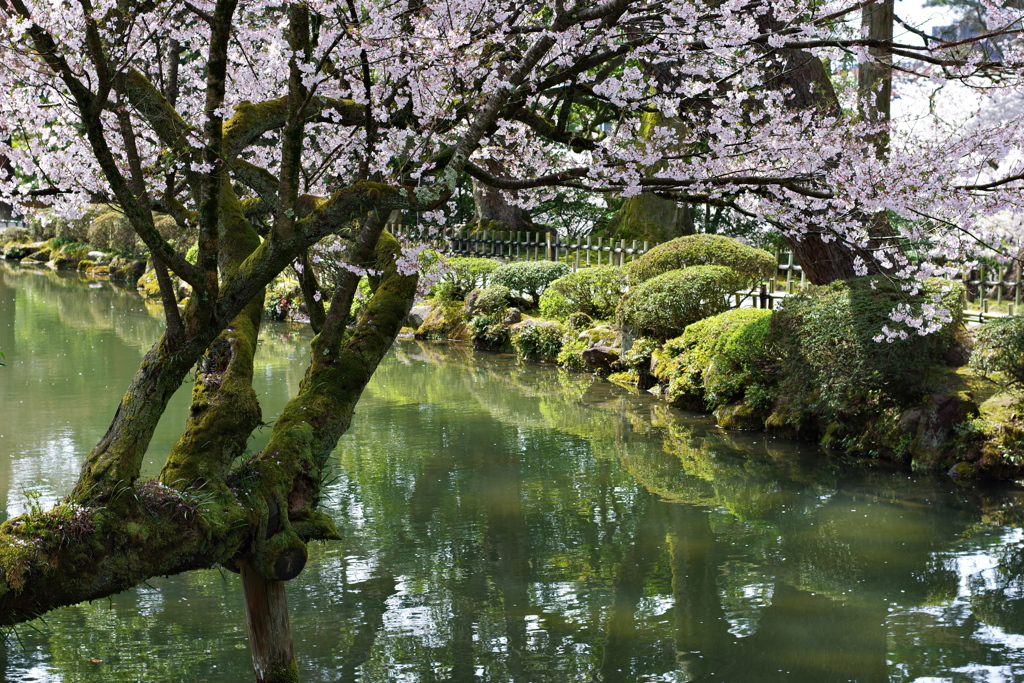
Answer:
[{"left": 240, "top": 562, "right": 298, "bottom": 683}]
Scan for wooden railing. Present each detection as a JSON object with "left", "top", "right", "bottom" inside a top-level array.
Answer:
[{"left": 391, "top": 225, "right": 651, "bottom": 268}]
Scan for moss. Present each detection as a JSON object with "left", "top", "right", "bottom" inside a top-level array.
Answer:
[
  {"left": 415, "top": 300, "right": 471, "bottom": 340},
  {"left": 653, "top": 308, "right": 774, "bottom": 411},
  {"left": 608, "top": 370, "right": 639, "bottom": 384},
  {"left": 714, "top": 402, "right": 764, "bottom": 430}
]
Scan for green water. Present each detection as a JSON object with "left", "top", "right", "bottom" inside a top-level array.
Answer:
[{"left": 2, "top": 264, "right": 1024, "bottom": 682}]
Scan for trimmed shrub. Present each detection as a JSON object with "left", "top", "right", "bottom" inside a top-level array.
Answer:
[
  {"left": 430, "top": 256, "right": 501, "bottom": 301},
  {"left": 491, "top": 260, "right": 571, "bottom": 304},
  {"left": 511, "top": 321, "right": 565, "bottom": 361},
  {"left": 617, "top": 265, "right": 746, "bottom": 340},
  {"left": 970, "top": 316, "right": 1024, "bottom": 390},
  {"left": 538, "top": 265, "right": 626, "bottom": 321},
  {"left": 625, "top": 234, "right": 775, "bottom": 286},
  {"left": 655, "top": 308, "right": 775, "bottom": 411},
  {"left": 773, "top": 277, "right": 966, "bottom": 418},
  {"left": 474, "top": 284, "right": 512, "bottom": 314}
]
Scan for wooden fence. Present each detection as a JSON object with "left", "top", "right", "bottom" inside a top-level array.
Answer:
[
  {"left": 394, "top": 225, "right": 1016, "bottom": 321},
  {"left": 391, "top": 225, "right": 651, "bottom": 268}
]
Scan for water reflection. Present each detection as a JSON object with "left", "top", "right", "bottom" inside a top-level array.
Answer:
[{"left": 3, "top": 266, "right": 1024, "bottom": 682}]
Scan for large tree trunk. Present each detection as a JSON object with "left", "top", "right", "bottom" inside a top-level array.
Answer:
[
  {"left": 759, "top": 13, "right": 898, "bottom": 285},
  {"left": 603, "top": 112, "right": 694, "bottom": 244}
]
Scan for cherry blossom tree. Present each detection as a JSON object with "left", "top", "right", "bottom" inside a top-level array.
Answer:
[{"left": 0, "top": 0, "right": 1021, "bottom": 680}]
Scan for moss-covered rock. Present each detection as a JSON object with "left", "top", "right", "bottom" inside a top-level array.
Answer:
[
  {"left": 714, "top": 402, "right": 765, "bottom": 430},
  {"left": 3, "top": 242, "right": 36, "bottom": 260},
  {"left": 415, "top": 300, "right": 472, "bottom": 341},
  {"left": 908, "top": 393, "right": 979, "bottom": 470},
  {"left": 653, "top": 308, "right": 774, "bottom": 412}
]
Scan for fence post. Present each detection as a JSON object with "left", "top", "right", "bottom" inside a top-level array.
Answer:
[{"left": 586, "top": 236, "right": 592, "bottom": 267}]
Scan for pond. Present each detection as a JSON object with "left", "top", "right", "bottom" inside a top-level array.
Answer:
[{"left": 2, "top": 264, "right": 1024, "bottom": 682}]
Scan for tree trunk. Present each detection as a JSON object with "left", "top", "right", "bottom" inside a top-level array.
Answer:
[
  {"left": 759, "top": 12, "right": 899, "bottom": 284},
  {"left": 241, "top": 561, "right": 299, "bottom": 683},
  {"left": 471, "top": 158, "right": 532, "bottom": 232},
  {"left": 604, "top": 112, "right": 693, "bottom": 243}
]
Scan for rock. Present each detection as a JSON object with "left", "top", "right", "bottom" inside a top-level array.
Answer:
[
  {"left": 415, "top": 301, "right": 472, "bottom": 341},
  {"left": 112, "top": 260, "right": 146, "bottom": 286},
  {"left": 461, "top": 289, "right": 482, "bottom": 316},
  {"left": 714, "top": 402, "right": 764, "bottom": 430},
  {"left": 4, "top": 242, "right": 41, "bottom": 260},
  {"left": 85, "top": 265, "right": 110, "bottom": 276},
  {"left": 87, "top": 250, "right": 106, "bottom": 259},
  {"left": 948, "top": 461, "right": 977, "bottom": 479},
  {"left": 407, "top": 302, "right": 435, "bottom": 329},
  {"left": 501, "top": 308, "right": 521, "bottom": 325},
  {"left": 898, "top": 409, "right": 922, "bottom": 434},
  {"left": 910, "top": 392, "right": 979, "bottom": 470},
  {"left": 582, "top": 345, "right": 619, "bottom": 372},
  {"left": 49, "top": 257, "right": 81, "bottom": 270},
  {"left": 577, "top": 324, "right": 617, "bottom": 348}
]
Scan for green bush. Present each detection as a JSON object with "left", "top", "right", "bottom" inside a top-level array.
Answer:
[
  {"left": 655, "top": 308, "right": 775, "bottom": 411},
  {"left": 773, "top": 277, "right": 966, "bottom": 417},
  {"left": 538, "top": 265, "right": 626, "bottom": 321},
  {"left": 511, "top": 322, "right": 565, "bottom": 361},
  {"left": 557, "top": 338, "right": 589, "bottom": 371},
  {"left": 430, "top": 256, "right": 501, "bottom": 300},
  {"left": 617, "top": 265, "right": 746, "bottom": 339},
  {"left": 491, "top": 260, "right": 571, "bottom": 304},
  {"left": 970, "top": 316, "right": 1024, "bottom": 390},
  {"left": 474, "top": 284, "right": 512, "bottom": 314},
  {"left": 471, "top": 314, "right": 511, "bottom": 352},
  {"left": 625, "top": 234, "right": 775, "bottom": 286},
  {"left": 621, "top": 336, "right": 660, "bottom": 371}
]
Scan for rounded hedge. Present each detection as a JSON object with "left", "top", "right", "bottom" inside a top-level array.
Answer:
[
  {"left": 617, "top": 265, "right": 746, "bottom": 339},
  {"left": 538, "top": 265, "right": 626, "bottom": 321},
  {"left": 625, "top": 234, "right": 775, "bottom": 286},
  {"left": 491, "top": 260, "right": 571, "bottom": 303}
]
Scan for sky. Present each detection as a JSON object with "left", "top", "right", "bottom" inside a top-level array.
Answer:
[{"left": 896, "top": 0, "right": 957, "bottom": 32}]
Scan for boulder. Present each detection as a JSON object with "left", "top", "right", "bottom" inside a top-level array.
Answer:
[
  {"left": 501, "top": 308, "right": 522, "bottom": 325},
  {"left": 112, "top": 260, "right": 147, "bottom": 286},
  {"left": 714, "top": 402, "right": 764, "bottom": 430},
  {"left": 3, "top": 242, "right": 41, "bottom": 260},
  {"left": 407, "top": 302, "right": 435, "bottom": 329},
  {"left": 582, "top": 345, "right": 619, "bottom": 373},
  {"left": 909, "top": 393, "right": 979, "bottom": 470}
]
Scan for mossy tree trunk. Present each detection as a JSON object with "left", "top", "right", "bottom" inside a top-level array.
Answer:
[
  {"left": 604, "top": 112, "right": 694, "bottom": 244},
  {"left": 756, "top": 9, "right": 900, "bottom": 285},
  {"left": 0, "top": 4, "right": 434, "bottom": 680}
]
